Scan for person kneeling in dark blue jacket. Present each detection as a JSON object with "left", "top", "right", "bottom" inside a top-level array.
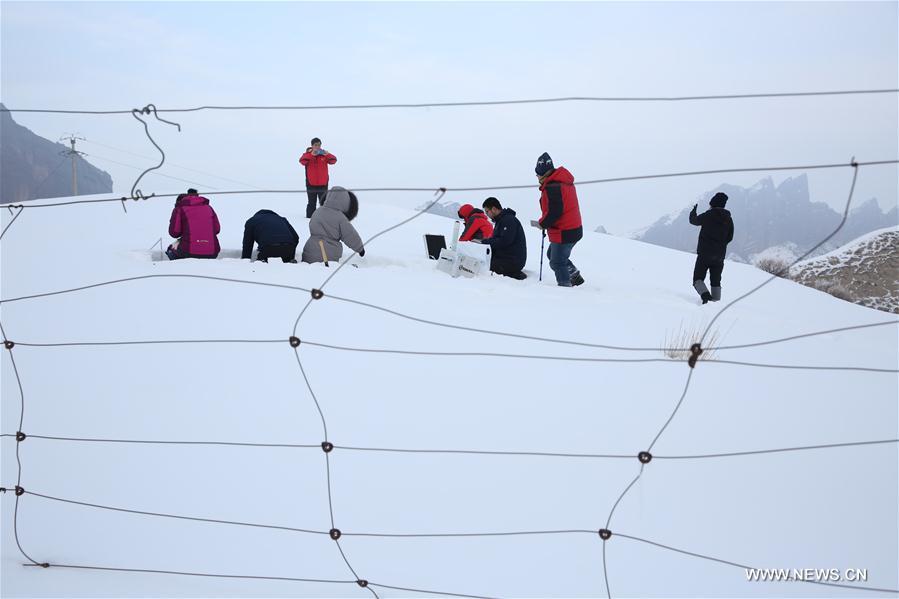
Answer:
[
  {"left": 475, "top": 197, "right": 527, "bottom": 280},
  {"left": 242, "top": 209, "right": 300, "bottom": 263}
]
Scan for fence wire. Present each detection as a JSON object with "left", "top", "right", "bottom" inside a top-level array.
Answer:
[{"left": 1, "top": 95, "right": 897, "bottom": 598}]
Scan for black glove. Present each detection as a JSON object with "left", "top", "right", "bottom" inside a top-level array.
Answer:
[
  {"left": 692, "top": 204, "right": 698, "bottom": 212},
  {"left": 358, "top": 248, "right": 365, "bottom": 257}
]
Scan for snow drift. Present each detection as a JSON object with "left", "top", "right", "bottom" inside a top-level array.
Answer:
[{"left": 1, "top": 191, "right": 897, "bottom": 598}]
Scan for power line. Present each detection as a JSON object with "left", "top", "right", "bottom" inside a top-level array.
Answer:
[
  {"left": 27, "top": 158, "right": 70, "bottom": 202},
  {"left": 80, "top": 138, "right": 265, "bottom": 190},
  {"left": 84, "top": 152, "right": 217, "bottom": 190}
]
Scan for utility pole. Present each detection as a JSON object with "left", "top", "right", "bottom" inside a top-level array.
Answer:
[{"left": 59, "top": 134, "right": 85, "bottom": 196}]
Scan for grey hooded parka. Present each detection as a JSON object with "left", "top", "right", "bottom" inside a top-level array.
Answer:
[{"left": 301, "top": 186, "right": 364, "bottom": 263}]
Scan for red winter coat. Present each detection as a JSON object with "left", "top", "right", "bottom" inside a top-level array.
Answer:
[
  {"left": 168, "top": 194, "right": 221, "bottom": 257},
  {"left": 538, "top": 167, "right": 583, "bottom": 244},
  {"left": 299, "top": 150, "right": 337, "bottom": 187},
  {"left": 457, "top": 204, "right": 494, "bottom": 241}
]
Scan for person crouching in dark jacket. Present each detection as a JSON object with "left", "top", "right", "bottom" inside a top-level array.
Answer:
[
  {"left": 457, "top": 203, "right": 494, "bottom": 241},
  {"left": 476, "top": 197, "right": 527, "bottom": 280},
  {"left": 242, "top": 209, "right": 300, "bottom": 263},
  {"left": 689, "top": 192, "right": 735, "bottom": 303}
]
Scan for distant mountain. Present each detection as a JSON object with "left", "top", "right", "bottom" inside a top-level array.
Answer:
[
  {"left": 634, "top": 175, "right": 897, "bottom": 263},
  {"left": 789, "top": 227, "right": 899, "bottom": 314},
  {"left": 0, "top": 103, "right": 112, "bottom": 203}
]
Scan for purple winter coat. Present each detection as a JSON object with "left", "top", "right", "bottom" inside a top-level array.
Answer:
[{"left": 169, "top": 195, "right": 221, "bottom": 258}]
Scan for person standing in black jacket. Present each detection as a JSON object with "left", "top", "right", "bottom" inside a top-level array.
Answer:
[
  {"left": 689, "top": 192, "right": 734, "bottom": 303},
  {"left": 476, "top": 197, "right": 527, "bottom": 280},
  {"left": 242, "top": 209, "right": 300, "bottom": 263}
]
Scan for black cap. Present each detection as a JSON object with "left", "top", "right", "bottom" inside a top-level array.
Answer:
[
  {"left": 535, "top": 152, "right": 554, "bottom": 176},
  {"left": 710, "top": 192, "right": 728, "bottom": 208}
]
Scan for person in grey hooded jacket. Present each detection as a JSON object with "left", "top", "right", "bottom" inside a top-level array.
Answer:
[{"left": 301, "top": 186, "right": 365, "bottom": 264}]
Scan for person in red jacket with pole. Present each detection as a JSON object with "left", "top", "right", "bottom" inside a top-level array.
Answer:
[
  {"left": 535, "top": 152, "right": 585, "bottom": 287},
  {"left": 299, "top": 137, "right": 337, "bottom": 218},
  {"left": 457, "top": 203, "right": 494, "bottom": 241}
]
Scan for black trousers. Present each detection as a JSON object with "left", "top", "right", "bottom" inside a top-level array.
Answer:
[
  {"left": 306, "top": 186, "right": 327, "bottom": 217},
  {"left": 693, "top": 255, "right": 724, "bottom": 287},
  {"left": 258, "top": 243, "right": 298, "bottom": 263},
  {"left": 491, "top": 256, "right": 527, "bottom": 280}
]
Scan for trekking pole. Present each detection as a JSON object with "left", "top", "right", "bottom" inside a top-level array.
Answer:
[
  {"left": 539, "top": 229, "right": 546, "bottom": 282},
  {"left": 318, "top": 240, "right": 330, "bottom": 267}
]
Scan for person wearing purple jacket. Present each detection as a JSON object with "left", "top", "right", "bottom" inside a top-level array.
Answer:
[{"left": 166, "top": 188, "right": 221, "bottom": 260}]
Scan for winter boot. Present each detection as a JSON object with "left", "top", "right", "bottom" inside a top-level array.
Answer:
[
  {"left": 165, "top": 245, "right": 179, "bottom": 261},
  {"left": 570, "top": 270, "right": 585, "bottom": 286},
  {"left": 693, "top": 280, "right": 710, "bottom": 303},
  {"left": 711, "top": 286, "right": 721, "bottom": 302}
]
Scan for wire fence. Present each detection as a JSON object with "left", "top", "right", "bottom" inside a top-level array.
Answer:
[
  {"left": 1, "top": 92, "right": 898, "bottom": 598},
  {"left": 4, "top": 158, "right": 898, "bottom": 211},
  {"left": 1, "top": 87, "right": 897, "bottom": 115}
]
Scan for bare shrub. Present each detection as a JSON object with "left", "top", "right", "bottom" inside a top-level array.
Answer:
[
  {"left": 755, "top": 257, "right": 792, "bottom": 278},
  {"left": 811, "top": 280, "right": 853, "bottom": 302},
  {"left": 662, "top": 324, "right": 721, "bottom": 362}
]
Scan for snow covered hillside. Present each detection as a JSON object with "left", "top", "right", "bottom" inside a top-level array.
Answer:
[
  {"left": 790, "top": 227, "right": 899, "bottom": 314},
  {"left": 2, "top": 191, "right": 897, "bottom": 598}
]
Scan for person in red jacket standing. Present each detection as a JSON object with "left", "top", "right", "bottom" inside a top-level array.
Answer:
[
  {"left": 457, "top": 203, "right": 494, "bottom": 241},
  {"left": 299, "top": 137, "right": 337, "bottom": 218},
  {"left": 535, "top": 152, "right": 585, "bottom": 287}
]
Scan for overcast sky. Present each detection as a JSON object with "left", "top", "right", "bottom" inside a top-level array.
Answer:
[{"left": 2, "top": 1, "right": 896, "bottom": 233}]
